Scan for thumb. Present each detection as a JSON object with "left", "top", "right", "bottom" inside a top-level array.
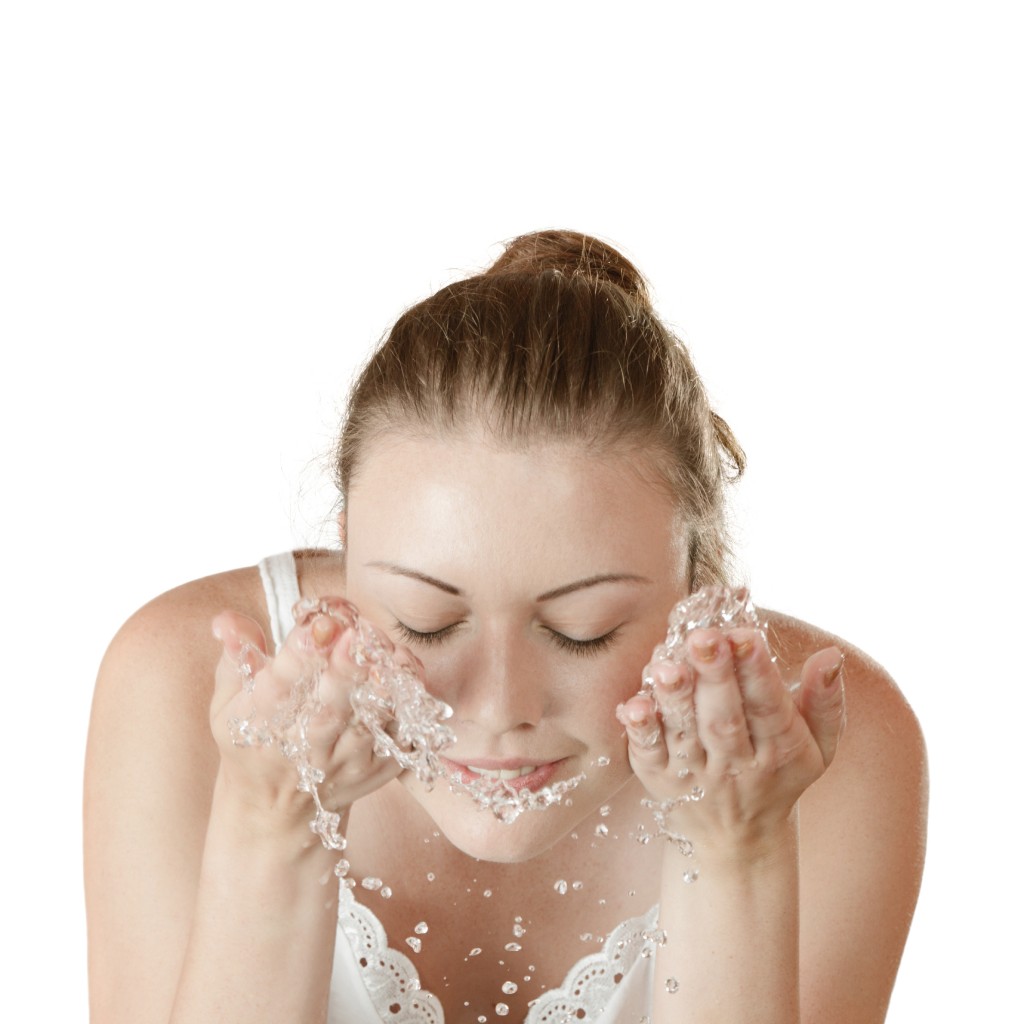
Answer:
[
  {"left": 211, "top": 610, "right": 270, "bottom": 715},
  {"left": 796, "top": 646, "right": 846, "bottom": 768}
]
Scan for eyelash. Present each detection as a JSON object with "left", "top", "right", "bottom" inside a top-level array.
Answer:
[
  {"left": 392, "top": 621, "right": 461, "bottom": 647},
  {"left": 547, "top": 629, "right": 620, "bottom": 657},
  {"left": 391, "top": 621, "right": 620, "bottom": 657}
]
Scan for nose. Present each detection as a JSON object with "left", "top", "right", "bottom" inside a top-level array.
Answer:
[{"left": 447, "top": 628, "right": 548, "bottom": 734}]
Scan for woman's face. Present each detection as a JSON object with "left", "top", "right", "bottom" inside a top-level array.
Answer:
[{"left": 343, "top": 427, "right": 686, "bottom": 862}]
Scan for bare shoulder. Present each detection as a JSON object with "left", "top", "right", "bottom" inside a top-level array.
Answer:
[
  {"left": 765, "top": 610, "right": 928, "bottom": 1021},
  {"left": 765, "top": 607, "right": 927, "bottom": 839},
  {"left": 765, "top": 608, "right": 926, "bottom": 768}
]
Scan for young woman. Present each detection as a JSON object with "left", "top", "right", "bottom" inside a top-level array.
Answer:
[{"left": 84, "top": 231, "right": 927, "bottom": 1024}]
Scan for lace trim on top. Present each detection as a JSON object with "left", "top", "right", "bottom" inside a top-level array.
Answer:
[
  {"left": 339, "top": 884, "right": 443, "bottom": 1023},
  {"left": 338, "top": 884, "right": 658, "bottom": 1022}
]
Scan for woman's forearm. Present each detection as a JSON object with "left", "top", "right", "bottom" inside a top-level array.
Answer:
[
  {"left": 169, "top": 773, "right": 342, "bottom": 1024},
  {"left": 653, "top": 816, "right": 800, "bottom": 1024}
]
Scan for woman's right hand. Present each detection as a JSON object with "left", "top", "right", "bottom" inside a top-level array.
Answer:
[{"left": 209, "top": 598, "right": 407, "bottom": 844}]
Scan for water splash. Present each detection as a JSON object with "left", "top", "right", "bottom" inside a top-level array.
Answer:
[
  {"left": 642, "top": 585, "right": 767, "bottom": 691},
  {"left": 448, "top": 771, "right": 586, "bottom": 824}
]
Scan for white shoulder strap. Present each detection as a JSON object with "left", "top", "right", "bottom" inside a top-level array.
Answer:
[{"left": 257, "top": 552, "right": 301, "bottom": 653}]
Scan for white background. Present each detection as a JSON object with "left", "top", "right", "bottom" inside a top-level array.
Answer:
[{"left": 2, "top": 2, "right": 1021, "bottom": 1019}]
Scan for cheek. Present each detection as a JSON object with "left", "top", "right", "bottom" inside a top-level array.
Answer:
[{"left": 564, "top": 654, "right": 647, "bottom": 736}]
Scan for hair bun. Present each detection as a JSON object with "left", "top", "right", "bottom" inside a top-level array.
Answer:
[{"left": 485, "top": 229, "right": 651, "bottom": 307}]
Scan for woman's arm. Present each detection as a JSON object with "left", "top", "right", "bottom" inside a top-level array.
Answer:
[
  {"left": 84, "top": 573, "right": 400, "bottom": 1024},
  {"left": 619, "top": 619, "right": 926, "bottom": 1024}
]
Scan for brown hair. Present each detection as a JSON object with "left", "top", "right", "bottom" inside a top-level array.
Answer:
[{"left": 335, "top": 230, "right": 745, "bottom": 589}]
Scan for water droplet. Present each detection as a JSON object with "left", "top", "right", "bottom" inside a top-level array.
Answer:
[
  {"left": 495, "top": 1005, "right": 510, "bottom": 1017},
  {"left": 523, "top": 974, "right": 531, "bottom": 981},
  {"left": 405, "top": 936, "right": 422, "bottom": 953},
  {"left": 414, "top": 921, "right": 429, "bottom": 935},
  {"left": 596, "top": 755, "right": 611, "bottom": 767},
  {"left": 572, "top": 880, "right": 583, "bottom": 890},
  {"left": 513, "top": 923, "right": 526, "bottom": 937},
  {"left": 553, "top": 879, "right": 568, "bottom": 895},
  {"left": 502, "top": 981, "right": 518, "bottom": 994},
  {"left": 504, "top": 942, "right": 522, "bottom": 952},
  {"left": 580, "top": 932, "right": 593, "bottom": 942},
  {"left": 640, "top": 946, "right": 653, "bottom": 958},
  {"left": 683, "top": 869, "right": 699, "bottom": 883},
  {"left": 665, "top": 976, "right": 679, "bottom": 993},
  {"left": 594, "top": 823, "right": 609, "bottom": 837},
  {"left": 528, "top": 964, "right": 536, "bottom": 972},
  {"left": 677, "top": 767, "right": 691, "bottom": 778},
  {"left": 483, "top": 889, "right": 492, "bottom": 898},
  {"left": 361, "top": 877, "right": 383, "bottom": 891},
  {"left": 690, "top": 785, "right": 705, "bottom": 802},
  {"left": 599, "top": 804, "right": 611, "bottom": 816},
  {"left": 333, "top": 859, "right": 350, "bottom": 877},
  {"left": 426, "top": 872, "right": 436, "bottom": 882},
  {"left": 477, "top": 1017, "right": 487, "bottom": 1023},
  {"left": 468, "top": 947, "right": 483, "bottom": 957},
  {"left": 380, "top": 886, "right": 393, "bottom": 899}
]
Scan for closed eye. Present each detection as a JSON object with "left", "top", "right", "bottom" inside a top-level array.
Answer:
[
  {"left": 392, "top": 620, "right": 462, "bottom": 646},
  {"left": 546, "top": 628, "right": 621, "bottom": 657}
]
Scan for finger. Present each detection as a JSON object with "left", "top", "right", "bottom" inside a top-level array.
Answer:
[
  {"left": 729, "top": 630, "right": 796, "bottom": 740},
  {"left": 687, "top": 628, "right": 756, "bottom": 769},
  {"left": 796, "top": 647, "right": 846, "bottom": 767},
  {"left": 616, "top": 693, "right": 668, "bottom": 771},
  {"left": 211, "top": 611, "right": 269, "bottom": 708},
  {"left": 649, "top": 659, "right": 705, "bottom": 773}
]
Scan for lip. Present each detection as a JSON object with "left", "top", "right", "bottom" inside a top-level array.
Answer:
[{"left": 440, "top": 756, "right": 568, "bottom": 792}]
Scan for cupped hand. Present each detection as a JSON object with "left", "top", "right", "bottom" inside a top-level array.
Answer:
[
  {"left": 616, "top": 628, "right": 846, "bottom": 854},
  {"left": 209, "top": 598, "right": 410, "bottom": 836}
]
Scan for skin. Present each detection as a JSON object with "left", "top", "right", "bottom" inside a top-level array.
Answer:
[{"left": 84, "top": 427, "right": 928, "bottom": 1024}]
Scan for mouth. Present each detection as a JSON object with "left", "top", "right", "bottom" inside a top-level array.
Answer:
[{"left": 440, "top": 757, "right": 568, "bottom": 793}]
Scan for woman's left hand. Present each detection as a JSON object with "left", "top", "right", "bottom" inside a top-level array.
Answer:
[{"left": 615, "top": 627, "right": 846, "bottom": 855}]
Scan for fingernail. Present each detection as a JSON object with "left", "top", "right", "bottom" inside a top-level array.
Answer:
[
  {"left": 691, "top": 638, "right": 718, "bottom": 662},
  {"left": 311, "top": 614, "right": 339, "bottom": 648},
  {"left": 823, "top": 654, "right": 844, "bottom": 688},
  {"left": 627, "top": 707, "right": 649, "bottom": 726},
  {"left": 732, "top": 637, "right": 755, "bottom": 660}
]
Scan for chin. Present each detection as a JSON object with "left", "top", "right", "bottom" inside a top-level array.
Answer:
[
  {"left": 401, "top": 765, "right": 633, "bottom": 863},
  {"left": 433, "top": 801, "right": 578, "bottom": 863}
]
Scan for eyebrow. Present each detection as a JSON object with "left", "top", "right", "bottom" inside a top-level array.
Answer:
[
  {"left": 366, "top": 562, "right": 651, "bottom": 601},
  {"left": 537, "top": 574, "right": 652, "bottom": 602},
  {"left": 367, "top": 562, "right": 463, "bottom": 595}
]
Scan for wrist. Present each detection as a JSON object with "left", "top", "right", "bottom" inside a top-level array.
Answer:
[
  {"left": 662, "top": 808, "right": 798, "bottom": 874},
  {"left": 209, "top": 768, "right": 349, "bottom": 873}
]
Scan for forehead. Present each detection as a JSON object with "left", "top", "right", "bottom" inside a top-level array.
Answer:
[{"left": 345, "top": 430, "right": 681, "bottom": 586}]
